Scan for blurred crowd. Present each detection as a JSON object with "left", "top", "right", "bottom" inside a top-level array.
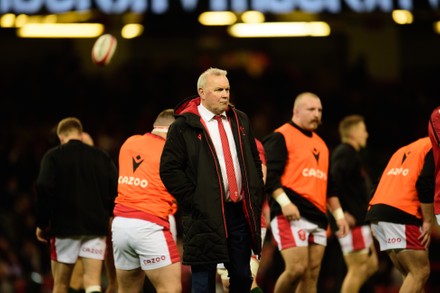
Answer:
[{"left": 1, "top": 37, "right": 440, "bottom": 292}]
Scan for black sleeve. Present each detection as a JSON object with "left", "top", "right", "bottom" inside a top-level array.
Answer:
[
  {"left": 106, "top": 155, "right": 118, "bottom": 216},
  {"left": 160, "top": 119, "right": 195, "bottom": 202},
  {"left": 329, "top": 147, "right": 351, "bottom": 198},
  {"left": 416, "top": 150, "right": 435, "bottom": 203},
  {"left": 327, "top": 159, "right": 339, "bottom": 197},
  {"left": 263, "top": 132, "right": 287, "bottom": 195},
  {"left": 330, "top": 146, "right": 356, "bottom": 186},
  {"left": 35, "top": 151, "right": 56, "bottom": 229}
]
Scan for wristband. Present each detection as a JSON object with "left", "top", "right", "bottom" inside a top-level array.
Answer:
[
  {"left": 332, "top": 207, "right": 345, "bottom": 221},
  {"left": 275, "top": 192, "right": 291, "bottom": 208}
]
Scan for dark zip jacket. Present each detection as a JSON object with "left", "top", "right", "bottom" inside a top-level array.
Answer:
[
  {"left": 35, "top": 140, "right": 118, "bottom": 237},
  {"left": 160, "top": 96, "right": 264, "bottom": 265}
]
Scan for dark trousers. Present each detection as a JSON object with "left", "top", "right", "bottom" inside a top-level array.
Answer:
[{"left": 191, "top": 202, "right": 253, "bottom": 293}]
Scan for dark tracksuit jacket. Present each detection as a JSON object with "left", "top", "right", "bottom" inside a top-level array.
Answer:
[
  {"left": 331, "top": 143, "right": 372, "bottom": 226},
  {"left": 36, "top": 140, "right": 118, "bottom": 237}
]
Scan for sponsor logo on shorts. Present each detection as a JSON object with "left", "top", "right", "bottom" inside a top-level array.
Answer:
[
  {"left": 143, "top": 255, "right": 166, "bottom": 265},
  {"left": 81, "top": 247, "right": 104, "bottom": 255},
  {"left": 387, "top": 237, "right": 402, "bottom": 244}
]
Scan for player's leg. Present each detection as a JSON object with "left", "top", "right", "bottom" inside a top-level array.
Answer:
[
  {"left": 115, "top": 268, "right": 145, "bottom": 293},
  {"left": 51, "top": 237, "right": 81, "bottom": 293},
  {"left": 69, "top": 261, "right": 85, "bottom": 292},
  {"left": 81, "top": 257, "right": 105, "bottom": 293},
  {"left": 52, "top": 260, "right": 75, "bottom": 293},
  {"left": 296, "top": 243, "right": 325, "bottom": 293},
  {"left": 271, "top": 216, "right": 314, "bottom": 293},
  {"left": 394, "top": 249, "right": 430, "bottom": 293},
  {"left": 145, "top": 263, "right": 182, "bottom": 293},
  {"left": 340, "top": 225, "right": 379, "bottom": 293},
  {"left": 78, "top": 236, "right": 106, "bottom": 292}
]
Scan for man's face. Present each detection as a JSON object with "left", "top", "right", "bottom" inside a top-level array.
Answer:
[
  {"left": 199, "top": 74, "right": 230, "bottom": 115},
  {"left": 294, "top": 96, "right": 322, "bottom": 131}
]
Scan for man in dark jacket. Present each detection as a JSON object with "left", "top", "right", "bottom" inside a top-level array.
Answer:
[
  {"left": 160, "top": 67, "right": 264, "bottom": 293},
  {"left": 330, "top": 115, "right": 378, "bottom": 293},
  {"left": 35, "top": 117, "right": 118, "bottom": 293}
]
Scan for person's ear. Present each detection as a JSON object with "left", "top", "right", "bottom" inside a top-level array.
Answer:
[
  {"left": 58, "top": 134, "right": 65, "bottom": 144},
  {"left": 198, "top": 87, "right": 204, "bottom": 97}
]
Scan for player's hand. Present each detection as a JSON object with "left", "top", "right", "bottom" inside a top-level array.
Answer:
[
  {"left": 35, "top": 227, "right": 48, "bottom": 243},
  {"left": 283, "top": 203, "right": 301, "bottom": 221},
  {"left": 418, "top": 221, "right": 432, "bottom": 249},
  {"left": 344, "top": 211, "right": 356, "bottom": 228},
  {"left": 335, "top": 218, "right": 350, "bottom": 238}
]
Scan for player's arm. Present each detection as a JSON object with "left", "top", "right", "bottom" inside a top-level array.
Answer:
[
  {"left": 160, "top": 119, "right": 195, "bottom": 202},
  {"left": 263, "top": 133, "right": 300, "bottom": 220},
  {"left": 327, "top": 196, "right": 349, "bottom": 238}
]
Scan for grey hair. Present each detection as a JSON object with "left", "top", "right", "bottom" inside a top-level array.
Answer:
[{"left": 197, "top": 67, "right": 228, "bottom": 90}]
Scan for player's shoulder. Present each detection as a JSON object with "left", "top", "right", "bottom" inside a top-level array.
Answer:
[
  {"left": 119, "top": 134, "right": 143, "bottom": 149},
  {"left": 124, "top": 134, "right": 143, "bottom": 143},
  {"left": 313, "top": 131, "right": 328, "bottom": 145}
]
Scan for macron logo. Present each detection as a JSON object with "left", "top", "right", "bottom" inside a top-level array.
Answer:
[
  {"left": 132, "top": 155, "right": 143, "bottom": 172},
  {"left": 401, "top": 152, "right": 410, "bottom": 165},
  {"left": 312, "top": 148, "right": 320, "bottom": 163}
]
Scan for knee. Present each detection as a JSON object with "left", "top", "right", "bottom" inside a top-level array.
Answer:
[
  {"left": 285, "top": 263, "right": 307, "bottom": 280},
  {"left": 416, "top": 266, "right": 430, "bottom": 284},
  {"left": 348, "top": 259, "right": 377, "bottom": 279},
  {"left": 367, "top": 246, "right": 379, "bottom": 275},
  {"left": 347, "top": 263, "right": 370, "bottom": 282},
  {"left": 368, "top": 255, "right": 379, "bottom": 276}
]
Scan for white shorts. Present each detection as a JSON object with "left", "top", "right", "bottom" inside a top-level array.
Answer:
[
  {"left": 50, "top": 236, "right": 106, "bottom": 264},
  {"left": 270, "top": 215, "right": 327, "bottom": 251},
  {"left": 112, "top": 216, "right": 180, "bottom": 270},
  {"left": 436, "top": 214, "right": 440, "bottom": 226},
  {"left": 338, "top": 225, "right": 373, "bottom": 254},
  {"left": 370, "top": 221, "right": 425, "bottom": 251}
]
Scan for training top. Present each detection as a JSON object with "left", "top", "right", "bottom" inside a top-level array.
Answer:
[
  {"left": 264, "top": 121, "right": 337, "bottom": 229},
  {"left": 36, "top": 140, "right": 118, "bottom": 237},
  {"left": 277, "top": 122, "right": 329, "bottom": 213},
  {"left": 366, "top": 137, "right": 434, "bottom": 225},
  {"left": 331, "top": 143, "right": 372, "bottom": 225},
  {"left": 114, "top": 133, "right": 177, "bottom": 228}
]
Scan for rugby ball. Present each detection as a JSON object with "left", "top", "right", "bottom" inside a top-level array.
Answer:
[{"left": 91, "top": 34, "right": 117, "bottom": 66}]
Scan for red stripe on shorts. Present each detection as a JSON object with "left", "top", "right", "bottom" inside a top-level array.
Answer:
[
  {"left": 164, "top": 230, "right": 181, "bottom": 263},
  {"left": 50, "top": 237, "right": 58, "bottom": 261},
  {"left": 309, "top": 233, "right": 314, "bottom": 244},
  {"left": 352, "top": 226, "right": 366, "bottom": 250},
  {"left": 278, "top": 216, "right": 296, "bottom": 249},
  {"left": 405, "top": 224, "right": 424, "bottom": 250}
]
